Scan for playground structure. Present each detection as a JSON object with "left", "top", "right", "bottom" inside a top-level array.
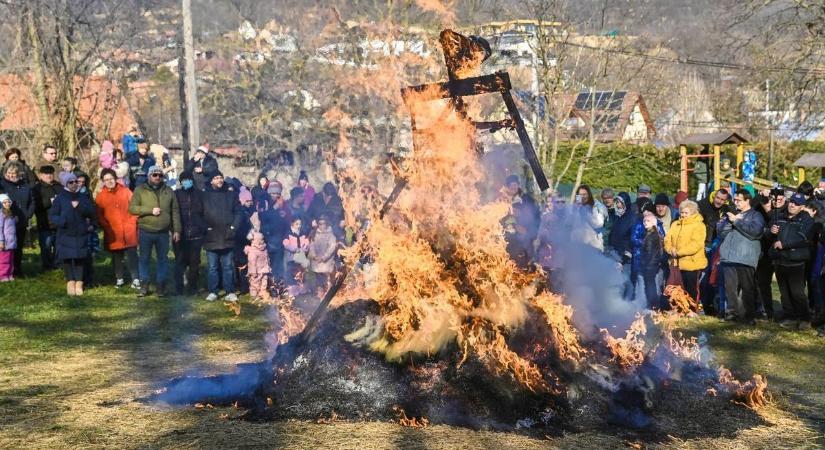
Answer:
[
  {"left": 793, "top": 153, "right": 825, "bottom": 185},
  {"left": 679, "top": 132, "right": 774, "bottom": 194}
]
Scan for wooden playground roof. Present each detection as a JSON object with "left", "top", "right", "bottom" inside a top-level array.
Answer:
[
  {"left": 793, "top": 153, "right": 825, "bottom": 167},
  {"left": 681, "top": 132, "right": 749, "bottom": 145}
]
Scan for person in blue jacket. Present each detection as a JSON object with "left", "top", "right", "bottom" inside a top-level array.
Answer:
[{"left": 49, "top": 172, "right": 95, "bottom": 296}]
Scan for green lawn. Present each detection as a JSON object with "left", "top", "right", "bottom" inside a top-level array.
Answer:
[{"left": 0, "top": 251, "right": 823, "bottom": 449}]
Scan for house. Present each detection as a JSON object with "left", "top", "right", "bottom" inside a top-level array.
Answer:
[
  {"left": 555, "top": 90, "right": 655, "bottom": 144},
  {"left": 0, "top": 74, "right": 138, "bottom": 144}
]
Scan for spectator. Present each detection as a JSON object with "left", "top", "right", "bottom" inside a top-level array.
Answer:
[
  {"left": 3, "top": 148, "right": 36, "bottom": 186},
  {"left": 259, "top": 182, "right": 291, "bottom": 281},
  {"left": 501, "top": 175, "right": 541, "bottom": 260},
  {"left": 698, "top": 188, "right": 731, "bottom": 313},
  {"left": 640, "top": 212, "right": 666, "bottom": 309},
  {"left": 61, "top": 157, "right": 83, "bottom": 178},
  {"left": 113, "top": 149, "right": 130, "bottom": 189},
  {"left": 770, "top": 193, "right": 815, "bottom": 330},
  {"left": 173, "top": 171, "right": 205, "bottom": 295},
  {"left": 608, "top": 192, "right": 635, "bottom": 264},
  {"left": 0, "top": 162, "right": 35, "bottom": 278},
  {"left": 631, "top": 199, "right": 664, "bottom": 300},
  {"left": 633, "top": 184, "right": 652, "bottom": 214},
  {"left": 307, "top": 182, "right": 345, "bottom": 234},
  {"left": 654, "top": 193, "right": 677, "bottom": 232},
  {"left": 74, "top": 172, "right": 98, "bottom": 287},
  {"left": 570, "top": 184, "right": 608, "bottom": 251},
  {"left": 95, "top": 168, "right": 139, "bottom": 289},
  {"left": 664, "top": 200, "right": 707, "bottom": 301},
  {"left": 128, "top": 165, "right": 181, "bottom": 297},
  {"left": 308, "top": 214, "right": 339, "bottom": 295},
  {"left": 717, "top": 190, "right": 764, "bottom": 324},
  {"left": 297, "top": 170, "right": 316, "bottom": 210},
  {"left": 283, "top": 217, "right": 309, "bottom": 292},
  {"left": 673, "top": 191, "right": 689, "bottom": 210},
  {"left": 0, "top": 194, "right": 17, "bottom": 281},
  {"left": 245, "top": 231, "right": 271, "bottom": 301},
  {"left": 235, "top": 187, "right": 255, "bottom": 295},
  {"left": 50, "top": 172, "right": 95, "bottom": 295},
  {"left": 754, "top": 188, "right": 786, "bottom": 319},
  {"left": 37, "top": 145, "right": 59, "bottom": 173},
  {"left": 121, "top": 127, "right": 144, "bottom": 156},
  {"left": 99, "top": 140, "right": 116, "bottom": 171},
  {"left": 288, "top": 187, "right": 307, "bottom": 233},
  {"left": 184, "top": 145, "right": 218, "bottom": 191},
  {"left": 202, "top": 170, "right": 241, "bottom": 302},
  {"left": 32, "top": 166, "right": 61, "bottom": 270},
  {"left": 601, "top": 188, "right": 616, "bottom": 247},
  {"left": 126, "top": 144, "right": 155, "bottom": 189},
  {"left": 251, "top": 175, "right": 270, "bottom": 209}
]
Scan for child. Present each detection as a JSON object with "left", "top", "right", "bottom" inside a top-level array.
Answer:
[
  {"left": 641, "top": 212, "right": 665, "bottom": 310},
  {"left": 245, "top": 231, "right": 271, "bottom": 301},
  {"left": 283, "top": 217, "right": 309, "bottom": 295},
  {"left": 0, "top": 194, "right": 17, "bottom": 281},
  {"left": 308, "top": 215, "right": 339, "bottom": 295}
]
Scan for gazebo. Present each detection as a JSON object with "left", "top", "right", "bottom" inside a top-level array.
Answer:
[
  {"left": 678, "top": 132, "right": 771, "bottom": 193},
  {"left": 793, "top": 153, "right": 825, "bottom": 184}
]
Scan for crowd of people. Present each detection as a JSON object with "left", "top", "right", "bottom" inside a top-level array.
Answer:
[
  {"left": 0, "top": 140, "right": 346, "bottom": 304},
  {"left": 501, "top": 175, "right": 825, "bottom": 335}
]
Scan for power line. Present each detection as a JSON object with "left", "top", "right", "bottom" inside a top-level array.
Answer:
[{"left": 559, "top": 41, "right": 825, "bottom": 77}]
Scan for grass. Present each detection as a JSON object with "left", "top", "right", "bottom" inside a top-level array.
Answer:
[{"left": 0, "top": 250, "right": 824, "bottom": 449}]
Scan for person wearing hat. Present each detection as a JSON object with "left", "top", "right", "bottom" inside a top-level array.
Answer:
[
  {"left": 49, "top": 172, "right": 96, "bottom": 295},
  {"left": 653, "top": 193, "right": 676, "bottom": 233},
  {"left": 201, "top": 170, "right": 242, "bottom": 302},
  {"left": 717, "top": 189, "right": 764, "bottom": 324},
  {"left": 128, "top": 165, "right": 181, "bottom": 297},
  {"left": 184, "top": 145, "right": 218, "bottom": 191},
  {"left": 307, "top": 182, "right": 344, "bottom": 234},
  {"left": 0, "top": 193, "right": 17, "bottom": 281},
  {"left": 126, "top": 142, "right": 156, "bottom": 190},
  {"left": 631, "top": 184, "right": 652, "bottom": 215},
  {"left": 173, "top": 171, "right": 206, "bottom": 295},
  {"left": 769, "top": 193, "right": 815, "bottom": 330},
  {"left": 233, "top": 187, "right": 256, "bottom": 295},
  {"left": 297, "top": 170, "right": 316, "bottom": 210},
  {"left": 121, "top": 126, "right": 144, "bottom": 156},
  {"left": 0, "top": 161, "right": 35, "bottom": 278},
  {"left": 32, "top": 165, "right": 62, "bottom": 270}
]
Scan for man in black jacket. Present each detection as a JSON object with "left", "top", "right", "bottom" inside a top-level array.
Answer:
[
  {"left": 32, "top": 166, "right": 61, "bottom": 270},
  {"left": 769, "top": 193, "right": 815, "bottom": 330},
  {"left": 0, "top": 162, "right": 35, "bottom": 277},
  {"left": 202, "top": 170, "right": 241, "bottom": 302},
  {"left": 184, "top": 146, "right": 219, "bottom": 191},
  {"left": 174, "top": 171, "right": 206, "bottom": 295},
  {"left": 754, "top": 188, "right": 787, "bottom": 319}
]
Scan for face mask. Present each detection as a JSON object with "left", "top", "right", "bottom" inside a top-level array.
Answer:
[
  {"left": 616, "top": 204, "right": 626, "bottom": 217},
  {"left": 182, "top": 179, "right": 194, "bottom": 190},
  {"left": 79, "top": 186, "right": 87, "bottom": 194}
]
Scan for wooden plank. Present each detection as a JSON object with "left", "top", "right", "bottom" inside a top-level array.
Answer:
[
  {"left": 400, "top": 72, "right": 512, "bottom": 105},
  {"left": 501, "top": 88, "right": 550, "bottom": 191}
]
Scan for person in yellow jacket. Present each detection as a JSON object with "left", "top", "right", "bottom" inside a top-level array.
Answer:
[{"left": 664, "top": 199, "right": 708, "bottom": 301}]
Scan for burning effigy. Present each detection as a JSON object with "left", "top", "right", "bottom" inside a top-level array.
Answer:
[{"left": 150, "top": 30, "right": 767, "bottom": 435}]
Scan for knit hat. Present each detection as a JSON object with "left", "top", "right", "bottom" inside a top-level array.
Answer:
[
  {"left": 789, "top": 193, "right": 807, "bottom": 206},
  {"left": 298, "top": 170, "right": 309, "bottom": 181},
  {"left": 179, "top": 170, "right": 194, "bottom": 181},
  {"left": 638, "top": 184, "right": 652, "bottom": 194},
  {"left": 39, "top": 165, "right": 55, "bottom": 174},
  {"left": 59, "top": 171, "right": 77, "bottom": 187},
  {"left": 267, "top": 182, "right": 283, "bottom": 195},
  {"left": 654, "top": 193, "right": 670, "bottom": 206},
  {"left": 505, "top": 174, "right": 520, "bottom": 186},
  {"left": 148, "top": 165, "right": 164, "bottom": 175},
  {"left": 196, "top": 145, "right": 209, "bottom": 154},
  {"left": 206, "top": 170, "right": 223, "bottom": 181},
  {"left": 0, "top": 193, "right": 9, "bottom": 204},
  {"left": 239, "top": 187, "right": 253, "bottom": 203},
  {"left": 674, "top": 191, "right": 689, "bottom": 207}
]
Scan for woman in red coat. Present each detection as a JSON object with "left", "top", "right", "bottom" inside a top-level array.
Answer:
[{"left": 95, "top": 168, "right": 140, "bottom": 288}]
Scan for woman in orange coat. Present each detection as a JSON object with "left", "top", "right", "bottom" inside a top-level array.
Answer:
[{"left": 95, "top": 168, "right": 140, "bottom": 288}]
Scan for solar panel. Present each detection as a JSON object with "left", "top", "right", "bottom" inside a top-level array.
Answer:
[{"left": 574, "top": 91, "right": 626, "bottom": 110}]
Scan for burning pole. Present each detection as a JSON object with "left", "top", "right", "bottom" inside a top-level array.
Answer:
[{"left": 295, "top": 29, "right": 549, "bottom": 345}]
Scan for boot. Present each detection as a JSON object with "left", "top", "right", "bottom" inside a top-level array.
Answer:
[
  {"left": 66, "top": 281, "right": 76, "bottom": 296},
  {"left": 75, "top": 281, "right": 84, "bottom": 296}
]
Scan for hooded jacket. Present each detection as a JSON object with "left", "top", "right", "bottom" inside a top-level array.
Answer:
[
  {"left": 664, "top": 212, "right": 708, "bottom": 271},
  {"left": 184, "top": 154, "right": 219, "bottom": 190},
  {"left": 95, "top": 183, "right": 138, "bottom": 251},
  {"left": 608, "top": 192, "right": 636, "bottom": 261},
  {"left": 308, "top": 225, "right": 338, "bottom": 273},
  {"left": 175, "top": 186, "right": 206, "bottom": 241},
  {"left": 0, "top": 210, "right": 17, "bottom": 250},
  {"left": 244, "top": 237, "right": 271, "bottom": 275},
  {"left": 49, "top": 189, "right": 95, "bottom": 260}
]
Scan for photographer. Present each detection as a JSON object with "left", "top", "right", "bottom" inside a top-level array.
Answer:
[
  {"left": 754, "top": 187, "right": 787, "bottom": 319},
  {"left": 769, "top": 193, "right": 815, "bottom": 330}
]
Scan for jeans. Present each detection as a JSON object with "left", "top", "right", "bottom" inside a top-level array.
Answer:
[
  {"left": 38, "top": 229, "right": 57, "bottom": 270},
  {"left": 138, "top": 230, "right": 170, "bottom": 285},
  {"left": 174, "top": 238, "right": 203, "bottom": 294},
  {"left": 207, "top": 248, "right": 234, "bottom": 294},
  {"left": 776, "top": 264, "right": 810, "bottom": 321},
  {"left": 722, "top": 263, "right": 757, "bottom": 321},
  {"left": 268, "top": 247, "right": 285, "bottom": 282}
]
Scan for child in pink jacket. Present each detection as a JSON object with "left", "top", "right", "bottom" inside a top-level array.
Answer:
[
  {"left": 244, "top": 231, "right": 271, "bottom": 301},
  {"left": 0, "top": 194, "right": 17, "bottom": 281}
]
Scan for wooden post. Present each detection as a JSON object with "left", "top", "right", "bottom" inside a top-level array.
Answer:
[
  {"left": 735, "top": 143, "right": 744, "bottom": 178},
  {"left": 182, "top": 0, "right": 199, "bottom": 160},
  {"left": 713, "top": 144, "right": 721, "bottom": 192},
  {"left": 680, "top": 144, "right": 688, "bottom": 193}
]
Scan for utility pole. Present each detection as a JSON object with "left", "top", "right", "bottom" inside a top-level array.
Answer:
[
  {"left": 177, "top": 37, "right": 190, "bottom": 159},
  {"left": 766, "top": 79, "right": 774, "bottom": 181},
  {"left": 181, "top": 0, "right": 199, "bottom": 163}
]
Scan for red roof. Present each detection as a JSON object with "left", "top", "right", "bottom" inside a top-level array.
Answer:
[{"left": 0, "top": 74, "right": 138, "bottom": 142}]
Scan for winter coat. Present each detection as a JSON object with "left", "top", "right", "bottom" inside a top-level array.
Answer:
[
  {"left": 1, "top": 161, "right": 36, "bottom": 187},
  {"left": 698, "top": 197, "right": 730, "bottom": 247},
  {"left": 283, "top": 232, "right": 309, "bottom": 263},
  {"left": 308, "top": 226, "right": 338, "bottom": 273},
  {"left": 513, "top": 192, "right": 542, "bottom": 244},
  {"left": 32, "top": 181, "right": 61, "bottom": 231},
  {"left": 235, "top": 205, "right": 256, "bottom": 253},
  {"left": 201, "top": 184, "right": 242, "bottom": 251},
  {"left": 769, "top": 211, "right": 815, "bottom": 267},
  {"left": 183, "top": 154, "right": 219, "bottom": 190},
  {"left": 259, "top": 201, "right": 291, "bottom": 252},
  {"left": 128, "top": 183, "right": 181, "bottom": 234},
  {"left": 631, "top": 218, "right": 665, "bottom": 274},
  {"left": 302, "top": 184, "right": 316, "bottom": 210},
  {"left": 49, "top": 189, "right": 95, "bottom": 260},
  {"left": 608, "top": 194, "right": 636, "bottom": 262},
  {"left": 717, "top": 208, "right": 764, "bottom": 268},
  {"left": 121, "top": 133, "right": 143, "bottom": 155},
  {"left": 664, "top": 212, "right": 708, "bottom": 271},
  {"left": 244, "top": 242, "right": 271, "bottom": 274},
  {"left": 306, "top": 193, "right": 345, "bottom": 230},
  {"left": 0, "top": 178, "right": 35, "bottom": 227},
  {"left": 640, "top": 228, "right": 665, "bottom": 273},
  {"left": 175, "top": 187, "right": 206, "bottom": 241},
  {"left": 126, "top": 152, "right": 155, "bottom": 189},
  {"left": 0, "top": 212, "right": 18, "bottom": 250},
  {"left": 95, "top": 183, "right": 138, "bottom": 251}
]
